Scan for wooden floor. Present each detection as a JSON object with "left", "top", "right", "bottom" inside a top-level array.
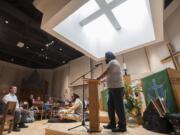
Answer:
[
  {"left": 3, "top": 120, "right": 48, "bottom": 135},
  {"left": 2, "top": 120, "right": 167, "bottom": 135},
  {"left": 45, "top": 122, "right": 167, "bottom": 135}
]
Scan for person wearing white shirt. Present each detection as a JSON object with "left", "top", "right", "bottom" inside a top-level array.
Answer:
[
  {"left": 97, "top": 52, "right": 126, "bottom": 132},
  {"left": 3, "top": 92, "right": 19, "bottom": 109},
  {"left": 58, "top": 93, "right": 83, "bottom": 121},
  {"left": 2, "top": 86, "right": 28, "bottom": 132}
]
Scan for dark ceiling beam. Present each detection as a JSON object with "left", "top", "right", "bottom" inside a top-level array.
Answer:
[
  {"left": 0, "top": 49, "right": 44, "bottom": 67},
  {"left": 0, "top": 0, "right": 82, "bottom": 68},
  {"left": 45, "top": 45, "right": 73, "bottom": 60},
  {"left": 0, "top": 0, "right": 40, "bottom": 28},
  {"left": 0, "top": 26, "right": 68, "bottom": 66},
  {"left": 0, "top": 3, "right": 77, "bottom": 61},
  {"left": 0, "top": 42, "right": 49, "bottom": 67},
  {"left": 21, "top": 47, "right": 64, "bottom": 65},
  {"left": 0, "top": 55, "right": 36, "bottom": 68},
  {"left": 0, "top": 43, "right": 58, "bottom": 67},
  {"left": 22, "top": 36, "right": 73, "bottom": 60}
]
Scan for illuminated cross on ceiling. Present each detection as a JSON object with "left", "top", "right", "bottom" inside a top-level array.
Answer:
[{"left": 79, "top": 0, "right": 127, "bottom": 30}]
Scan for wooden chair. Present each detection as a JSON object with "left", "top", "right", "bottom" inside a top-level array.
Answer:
[
  {"left": 0, "top": 101, "right": 16, "bottom": 135},
  {"left": 43, "top": 104, "right": 54, "bottom": 119},
  {"left": 50, "top": 104, "right": 60, "bottom": 119},
  {"left": 33, "top": 103, "right": 44, "bottom": 120}
]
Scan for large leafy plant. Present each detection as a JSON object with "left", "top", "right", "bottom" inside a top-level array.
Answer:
[{"left": 124, "top": 81, "right": 143, "bottom": 117}]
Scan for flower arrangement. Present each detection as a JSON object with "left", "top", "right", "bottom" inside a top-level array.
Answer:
[{"left": 124, "top": 81, "right": 143, "bottom": 117}]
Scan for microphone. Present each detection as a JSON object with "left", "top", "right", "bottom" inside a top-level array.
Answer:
[{"left": 95, "top": 63, "right": 103, "bottom": 67}]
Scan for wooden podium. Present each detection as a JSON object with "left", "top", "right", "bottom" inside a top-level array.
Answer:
[{"left": 84, "top": 79, "right": 101, "bottom": 132}]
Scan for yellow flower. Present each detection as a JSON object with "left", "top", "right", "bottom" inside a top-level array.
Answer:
[{"left": 131, "top": 108, "right": 138, "bottom": 116}]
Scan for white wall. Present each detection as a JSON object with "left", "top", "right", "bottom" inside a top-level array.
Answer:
[
  {"left": 36, "top": 69, "right": 53, "bottom": 96},
  {"left": 146, "top": 41, "right": 174, "bottom": 71},
  {"left": 33, "top": 0, "right": 70, "bottom": 25},
  {"left": 122, "top": 48, "right": 150, "bottom": 80},
  {"left": 69, "top": 56, "right": 90, "bottom": 86},
  {"left": 51, "top": 56, "right": 91, "bottom": 100},
  {"left": 0, "top": 60, "right": 32, "bottom": 90},
  {"left": 52, "top": 64, "right": 70, "bottom": 99},
  {"left": 0, "top": 60, "right": 53, "bottom": 99},
  {"left": 165, "top": 6, "right": 180, "bottom": 63}
]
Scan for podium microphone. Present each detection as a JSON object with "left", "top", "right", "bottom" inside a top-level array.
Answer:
[{"left": 95, "top": 63, "right": 103, "bottom": 67}]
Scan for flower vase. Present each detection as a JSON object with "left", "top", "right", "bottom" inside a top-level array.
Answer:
[{"left": 127, "top": 113, "right": 138, "bottom": 128}]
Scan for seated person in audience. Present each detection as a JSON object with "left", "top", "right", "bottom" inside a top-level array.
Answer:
[
  {"left": 19, "top": 101, "right": 35, "bottom": 123},
  {"left": 30, "top": 96, "right": 43, "bottom": 112},
  {"left": 45, "top": 96, "right": 53, "bottom": 105},
  {"left": 44, "top": 97, "right": 53, "bottom": 111},
  {"left": 64, "top": 99, "right": 72, "bottom": 107},
  {"left": 34, "top": 96, "right": 43, "bottom": 104},
  {"left": 58, "top": 93, "right": 83, "bottom": 121},
  {"left": 2, "top": 86, "right": 28, "bottom": 132},
  {"left": 28, "top": 94, "right": 35, "bottom": 108}
]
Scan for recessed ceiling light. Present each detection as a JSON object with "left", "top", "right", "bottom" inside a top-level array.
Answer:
[
  {"left": 10, "top": 58, "right": 14, "bottom": 62},
  {"left": 59, "top": 48, "right": 63, "bottom": 51},
  {"left": 45, "top": 44, "right": 50, "bottom": 47},
  {"left": 5, "top": 20, "right": 8, "bottom": 24},
  {"left": 62, "top": 61, "right": 66, "bottom": 64},
  {"left": 45, "top": 40, "right": 55, "bottom": 47},
  {"left": 17, "top": 42, "right": 24, "bottom": 48}
]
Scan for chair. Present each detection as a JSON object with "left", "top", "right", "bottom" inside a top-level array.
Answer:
[
  {"left": 50, "top": 103, "right": 60, "bottom": 119},
  {"left": 0, "top": 101, "right": 16, "bottom": 135},
  {"left": 44, "top": 104, "right": 53, "bottom": 119},
  {"left": 33, "top": 103, "right": 44, "bottom": 120}
]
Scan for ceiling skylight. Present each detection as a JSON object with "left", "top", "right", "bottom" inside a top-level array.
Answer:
[
  {"left": 79, "top": 0, "right": 127, "bottom": 30},
  {"left": 53, "top": 0, "right": 157, "bottom": 60}
]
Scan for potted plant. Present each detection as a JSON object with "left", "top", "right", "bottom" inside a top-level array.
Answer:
[{"left": 124, "top": 81, "right": 143, "bottom": 127}]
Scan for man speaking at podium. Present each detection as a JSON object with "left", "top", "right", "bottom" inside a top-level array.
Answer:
[{"left": 97, "top": 51, "right": 126, "bottom": 132}]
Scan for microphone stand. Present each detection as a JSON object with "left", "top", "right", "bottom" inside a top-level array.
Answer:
[{"left": 68, "top": 64, "right": 102, "bottom": 131}]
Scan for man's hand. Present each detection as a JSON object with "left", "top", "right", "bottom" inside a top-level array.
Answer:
[{"left": 96, "top": 77, "right": 101, "bottom": 81}]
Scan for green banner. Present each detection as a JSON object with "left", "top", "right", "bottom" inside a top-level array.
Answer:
[
  {"left": 142, "top": 69, "right": 177, "bottom": 113},
  {"left": 101, "top": 89, "right": 109, "bottom": 112}
]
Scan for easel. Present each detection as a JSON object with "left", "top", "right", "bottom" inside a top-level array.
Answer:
[{"left": 161, "top": 43, "right": 180, "bottom": 70}]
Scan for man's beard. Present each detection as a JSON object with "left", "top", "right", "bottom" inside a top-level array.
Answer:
[{"left": 105, "top": 59, "right": 110, "bottom": 64}]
